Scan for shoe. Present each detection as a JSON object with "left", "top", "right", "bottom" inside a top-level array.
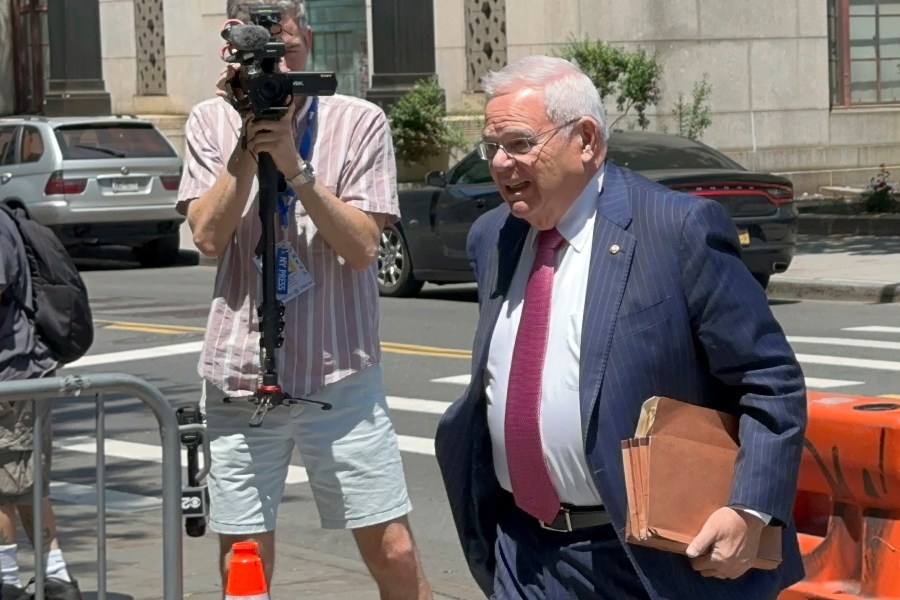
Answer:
[
  {"left": 32, "top": 578, "right": 83, "bottom": 600},
  {"left": 0, "top": 583, "right": 29, "bottom": 600}
]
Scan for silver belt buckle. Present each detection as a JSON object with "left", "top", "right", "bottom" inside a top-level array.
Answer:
[{"left": 539, "top": 508, "right": 572, "bottom": 532}]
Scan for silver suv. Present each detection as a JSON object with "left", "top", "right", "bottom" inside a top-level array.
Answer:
[{"left": 0, "top": 115, "right": 184, "bottom": 266}]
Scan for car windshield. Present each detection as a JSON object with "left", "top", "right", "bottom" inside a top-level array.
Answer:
[
  {"left": 606, "top": 135, "right": 743, "bottom": 171},
  {"left": 54, "top": 124, "right": 177, "bottom": 159}
]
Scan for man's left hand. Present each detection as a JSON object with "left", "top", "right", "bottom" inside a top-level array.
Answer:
[
  {"left": 686, "top": 506, "right": 765, "bottom": 579},
  {"left": 245, "top": 101, "right": 301, "bottom": 176}
]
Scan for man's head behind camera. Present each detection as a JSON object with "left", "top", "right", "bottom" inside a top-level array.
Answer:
[
  {"left": 222, "top": 1, "right": 336, "bottom": 120},
  {"left": 227, "top": 0, "right": 308, "bottom": 28}
]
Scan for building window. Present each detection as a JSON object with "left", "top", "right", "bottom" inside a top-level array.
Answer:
[{"left": 830, "top": 0, "right": 900, "bottom": 106}]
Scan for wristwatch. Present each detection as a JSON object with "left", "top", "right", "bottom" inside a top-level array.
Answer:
[{"left": 287, "top": 159, "right": 315, "bottom": 188}]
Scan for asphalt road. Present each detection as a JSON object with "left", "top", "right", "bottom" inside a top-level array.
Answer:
[{"left": 31, "top": 248, "right": 900, "bottom": 596}]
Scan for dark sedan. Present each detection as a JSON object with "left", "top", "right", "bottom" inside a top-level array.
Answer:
[{"left": 378, "top": 131, "right": 798, "bottom": 297}]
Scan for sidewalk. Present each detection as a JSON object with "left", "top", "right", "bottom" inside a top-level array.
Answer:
[
  {"left": 769, "top": 234, "right": 900, "bottom": 303},
  {"left": 47, "top": 502, "right": 483, "bottom": 600}
]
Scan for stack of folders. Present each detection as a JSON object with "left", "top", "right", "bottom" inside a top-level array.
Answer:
[{"left": 620, "top": 396, "right": 782, "bottom": 570}]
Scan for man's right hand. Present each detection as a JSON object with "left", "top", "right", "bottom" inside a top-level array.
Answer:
[{"left": 216, "top": 63, "right": 242, "bottom": 99}]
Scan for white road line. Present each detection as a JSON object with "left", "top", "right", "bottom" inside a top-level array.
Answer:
[
  {"left": 54, "top": 436, "right": 309, "bottom": 485},
  {"left": 64, "top": 342, "right": 204, "bottom": 369},
  {"left": 804, "top": 377, "right": 863, "bottom": 389},
  {"left": 387, "top": 396, "right": 452, "bottom": 415},
  {"left": 843, "top": 326, "right": 900, "bottom": 334},
  {"left": 796, "top": 353, "right": 900, "bottom": 372},
  {"left": 432, "top": 372, "right": 870, "bottom": 391},
  {"left": 50, "top": 481, "right": 161, "bottom": 513},
  {"left": 397, "top": 435, "right": 436, "bottom": 456},
  {"left": 788, "top": 336, "right": 900, "bottom": 351},
  {"left": 431, "top": 375, "right": 471, "bottom": 385}
]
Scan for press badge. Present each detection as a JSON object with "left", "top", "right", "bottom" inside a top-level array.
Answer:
[{"left": 254, "top": 240, "right": 314, "bottom": 302}]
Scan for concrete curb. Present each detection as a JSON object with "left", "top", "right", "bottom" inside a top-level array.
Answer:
[
  {"left": 799, "top": 214, "right": 900, "bottom": 236},
  {"left": 768, "top": 277, "right": 900, "bottom": 303}
]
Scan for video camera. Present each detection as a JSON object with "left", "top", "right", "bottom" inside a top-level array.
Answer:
[{"left": 221, "top": 4, "right": 337, "bottom": 120}]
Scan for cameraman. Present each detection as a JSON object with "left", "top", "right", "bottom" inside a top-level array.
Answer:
[{"left": 176, "top": 1, "right": 432, "bottom": 597}]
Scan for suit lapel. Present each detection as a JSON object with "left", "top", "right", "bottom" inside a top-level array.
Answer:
[
  {"left": 580, "top": 163, "right": 636, "bottom": 434},
  {"left": 471, "top": 215, "right": 529, "bottom": 381}
]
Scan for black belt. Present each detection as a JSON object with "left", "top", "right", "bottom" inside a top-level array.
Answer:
[{"left": 539, "top": 505, "right": 611, "bottom": 532}]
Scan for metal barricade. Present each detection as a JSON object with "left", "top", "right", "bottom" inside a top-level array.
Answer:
[{"left": 0, "top": 373, "right": 185, "bottom": 600}]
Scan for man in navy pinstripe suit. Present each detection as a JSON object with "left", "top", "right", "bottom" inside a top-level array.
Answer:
[{"left": 434, "top": 55, "right": 807, "bottom": 599}]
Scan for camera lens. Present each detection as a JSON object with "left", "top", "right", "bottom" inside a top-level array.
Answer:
[
  {"left": 259, "top": 77, "right": 285, "bottom": 102},
  {"left": 249, "top": 73, "right": 289, "bottom": 110}
]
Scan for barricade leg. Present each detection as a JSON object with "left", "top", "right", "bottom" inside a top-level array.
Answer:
[
  {"left": 0, "top": 374, "right": 185, "bottom": 600},
  {"left": 780, "top": 392, "right": 900, "bottom": 600}
]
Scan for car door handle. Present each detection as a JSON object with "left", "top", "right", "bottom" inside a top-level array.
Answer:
[{"left": 0, "top": 173, "right": 11, "bottom": 184}]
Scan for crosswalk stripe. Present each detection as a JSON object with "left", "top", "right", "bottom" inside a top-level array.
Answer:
[
  {"left": 53, "top": 426, "right": 443, "bottom": 482},
  {"left": 843, "top": 326, "right": 900, "bottom": 333},
  {"left": 788, "top": 336, "right": 900, "bottom": 351},
  {"left": 431, "top": 375, "right": 472, "bottom": 385},
  {"left": 397, "top": 435, "right": 436, "bottom": 456},
  {"left": 50, "top": 481, "right": 162, "bottom": 513},
  {"left": 804, "top": 377, "right": 863, "bottom": 389},
  {"left": 54, "top": 436, "right": 309, "bottom": 485},
  {"left": 432, "top": 373, "right": 869, "bottom": 391},
  {"left": 64, "top": 342, "right": 204, "bottom": 368},
  {"left": 796, "top": 353, "right": 900, "bottom": 372},
  {"left": 387, "top": 396, "right": 452, "bottom": 415}
]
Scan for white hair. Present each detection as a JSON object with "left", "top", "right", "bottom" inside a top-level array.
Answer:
[
  {"left": 226, "top": 1, "right": 308, "bottom": 28},
  {"left": 482, "top": 55, "right": 608, "bottom": 144}
]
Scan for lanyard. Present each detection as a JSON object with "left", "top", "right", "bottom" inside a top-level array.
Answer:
[{"left": 278, "top": 97, "right": 318, "bottom": 228}]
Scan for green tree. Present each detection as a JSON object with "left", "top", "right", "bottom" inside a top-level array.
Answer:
[
  {"left": 672, "top": 73, "right": 713, "bottom": 140},
  {"left": 387, "top": 77, "right": 466, "bottom": 165},
  {"left": 558, "top": 37, "right": 663, "bottom": 130}
]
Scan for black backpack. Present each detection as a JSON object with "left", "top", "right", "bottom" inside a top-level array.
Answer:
[{"left": 0, "top": 204, "right": 93, "bottom": 364}]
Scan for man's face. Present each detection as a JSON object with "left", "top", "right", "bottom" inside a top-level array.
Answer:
[
  {"left": 482, "top": 89, "right": 588, "bottom": 230},
  {"left": 272, "top": 13, "right": 312, "bottom": 73}
]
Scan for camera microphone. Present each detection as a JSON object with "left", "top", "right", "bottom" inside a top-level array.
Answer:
[{"left": 223, "top": 23, "right": 271, "bottom": 52}]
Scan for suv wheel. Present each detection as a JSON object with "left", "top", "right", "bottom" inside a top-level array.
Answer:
[{"left": 133, "top": 234, "right": 180, "bottom": 267}]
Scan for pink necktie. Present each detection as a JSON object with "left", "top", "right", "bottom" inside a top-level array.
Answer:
[{"left": 505, "top": 227, "right": 565, "bottom": 523}]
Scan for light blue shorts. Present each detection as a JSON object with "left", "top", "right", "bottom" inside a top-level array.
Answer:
[{"left": 201, "top": 365, "right": 412, "bottom": 534}]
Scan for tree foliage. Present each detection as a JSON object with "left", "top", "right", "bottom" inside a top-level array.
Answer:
[
  {"left": 387, "top": 77, "right": 466, "bottom": 165},
  {"left": 558, "top": 37, "right": 663, "bottom": 130},
  {"left": 672, "top": 73, "right": 713, "bottom": 140}
]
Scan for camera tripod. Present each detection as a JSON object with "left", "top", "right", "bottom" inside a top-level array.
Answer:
[{"left": 244, "top": 151, "right": 332, "bottom": 426}]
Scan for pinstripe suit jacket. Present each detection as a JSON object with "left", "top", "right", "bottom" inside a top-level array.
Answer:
[{"left": 434, "top": 162, "right": 807, "bottom": 599}]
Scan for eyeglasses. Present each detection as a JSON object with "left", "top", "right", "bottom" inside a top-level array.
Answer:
[{"left": 477, "top": 118, "right": 580, "bottom": 161}]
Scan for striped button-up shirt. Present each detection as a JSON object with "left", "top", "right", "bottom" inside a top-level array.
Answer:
[{"left": 177, "top": 96, "right": 399, "bottom": 399}]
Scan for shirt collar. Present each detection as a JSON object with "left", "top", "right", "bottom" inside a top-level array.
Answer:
[{"left": 529, "top": 165, "right": 604, "bottom": 253}]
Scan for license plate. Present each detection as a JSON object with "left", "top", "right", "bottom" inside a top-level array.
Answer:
[
  {"left": 738, "top": 229, "right": 750, "bottom": 246},
  {"left": 111, "top": 179, "right": 140, "bottom": 193}
]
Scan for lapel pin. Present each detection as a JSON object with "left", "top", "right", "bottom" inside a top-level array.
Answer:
[{"left": 609, "top": 244, "right": 621, "bottom": 255}]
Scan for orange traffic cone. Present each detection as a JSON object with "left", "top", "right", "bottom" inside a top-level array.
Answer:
[{"left": 225, "top": 541, "right": 270, "bottom": 600}]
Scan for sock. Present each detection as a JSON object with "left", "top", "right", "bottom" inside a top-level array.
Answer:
[
  {"left": 44, "top": 548, "right": 71, "bottom": 583},
  {"left": 0, "top": 544, "right": 21, "bottom": 587}
]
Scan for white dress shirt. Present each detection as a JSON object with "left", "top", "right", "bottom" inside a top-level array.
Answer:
[{"left": 485, "top": 168, "right": 604, "bottom": 507}]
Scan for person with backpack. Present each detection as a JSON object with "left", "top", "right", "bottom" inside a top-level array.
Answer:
[{"left": 0, "top": 207, "right": 84, "bottom": 600}]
